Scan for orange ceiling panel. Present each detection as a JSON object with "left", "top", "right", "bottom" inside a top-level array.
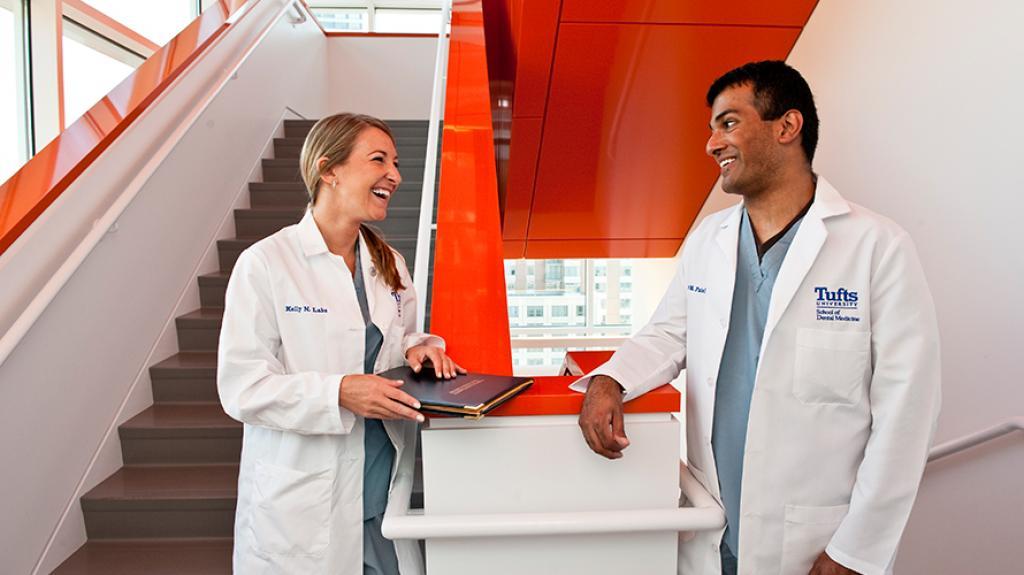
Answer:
[
  {"left": 511, "top": 0, "right": 561, "bottom": 118},
  {"left": 503, "top": 115, "right": 542, "bottom": 242},
  {"left": 560, "top": 0, "right": 818, "bottom": 27},
  {"left": 525, "top": 23, "right": 802, "bottom": 254}
]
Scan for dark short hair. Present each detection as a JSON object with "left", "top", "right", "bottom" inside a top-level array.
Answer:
[{"left": 706, "top": 60, "right": 819, "bottom": 164}]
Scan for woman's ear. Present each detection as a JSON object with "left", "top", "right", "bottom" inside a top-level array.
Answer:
[{"left": 317, "top": 156, "right": 334, "bottom": 187}]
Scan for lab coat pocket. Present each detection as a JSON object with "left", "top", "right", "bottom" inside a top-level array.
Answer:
[
  {"left": 251, "top": 461, "right": 333, "bottom": 557},
  {"left": 794, "top": 329, "right": 870, "bottom": 405},
  {"left": 779, "top": 503, "right": 850, "bottom": 575}
]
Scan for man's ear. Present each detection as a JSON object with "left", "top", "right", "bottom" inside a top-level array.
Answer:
[{"left": 777, "top": 109, "right": 804, "bottom": 146}]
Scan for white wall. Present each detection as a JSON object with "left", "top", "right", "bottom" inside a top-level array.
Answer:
[
  {"left": 727, "top": 0, "right": 1023, "bottom": 570},
  {"left": 0, "top": 1, "right": 330, "bottom": 572},
  {"left": 326, "top": 36, "right": 438, "bottom": 119}
]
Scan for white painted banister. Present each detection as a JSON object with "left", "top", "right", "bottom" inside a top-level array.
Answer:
[
  {"left": 928, "top": 416, "right": 1024, "bottom": 463},
  {"left": 413, "top": 0, "right": 451, "bottom": 333}
]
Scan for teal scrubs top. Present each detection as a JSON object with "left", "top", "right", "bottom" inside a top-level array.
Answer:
[{"left": 712, "top": 207, "right": 806, "bottom": 554}]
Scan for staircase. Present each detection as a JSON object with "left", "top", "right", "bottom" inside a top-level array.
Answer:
[{"left": 52, "top": 119, "right": 438, "bottom": 574}]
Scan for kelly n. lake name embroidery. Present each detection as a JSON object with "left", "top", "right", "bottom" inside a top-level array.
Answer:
[
  {"left": 284, "top": 305, "right": 328, "bottom": 314},
  {"left": 814, "top": 286, "right": 860, "bottom": 322}
]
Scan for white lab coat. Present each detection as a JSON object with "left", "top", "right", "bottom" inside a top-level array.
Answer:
[
  {"left": 573, "top": 178, "right": 941, "bottom": 575},
  {"left": 218, "top": 210, "right": 442, "bottom": 574}
]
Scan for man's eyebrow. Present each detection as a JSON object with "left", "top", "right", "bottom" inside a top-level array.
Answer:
[{"left": 710, "top": 108, "right": 739, "bottom": 129}]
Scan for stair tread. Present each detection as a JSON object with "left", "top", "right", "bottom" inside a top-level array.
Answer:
[
  {"left": 177, "top": 308, "right": 224, "bottom": 324},
  {"left": 83, "top": 464, "right": 238, "bottom": 503},
  {"left": 237, "top": 206, "right": 419, "bottom": 216},
  {"left": 197, "top": 271, "right": 231, "bottom": 284},
  {"left": 121, "top": 404, "right": 238, "bottom": 433},
  {"left": 151, "top": 352, "right": 217, "bottom": 373},
  {"left": 52, "top": 538, "right": 232, "bottom": 575}
]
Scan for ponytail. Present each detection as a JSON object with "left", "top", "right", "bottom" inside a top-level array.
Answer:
[{"left": 360, "top": 224, "right": 405, "bottom": 292}]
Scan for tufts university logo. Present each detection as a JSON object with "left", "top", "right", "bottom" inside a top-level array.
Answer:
[{"left": 814, "top": 286, "right": 861, "bottom": 322}]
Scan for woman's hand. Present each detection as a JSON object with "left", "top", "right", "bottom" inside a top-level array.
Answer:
[
  {"left": 339, "top": 374, "right": 424, "bottom": 422},
  {"left": 405, "top": 346, "right": 467, "bottom": 379}
]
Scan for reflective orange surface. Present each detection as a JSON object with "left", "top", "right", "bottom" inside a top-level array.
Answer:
[
  {"left": 0, "top": 0, "right": 252, "bottom": 256},
  {"left": 486, "top": 376, "right": 680, "bottom": 417},
  {"left": 528, "top": 23, "right": 802, "bottom": 256},
  {"left": 563, "top": 350, "right": 614, "bottom": 376},
  {"left": 429, "top": 1, "right": 514, "bottom": 374},
  {"left": 561, "top": 0, "right": 818, "bottom": 26},
  {"left": 498, "top": 1, "right": 818, "bottom": 258}
]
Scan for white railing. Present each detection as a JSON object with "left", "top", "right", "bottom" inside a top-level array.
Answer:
[
  {"left": 928, "top": 416, "right": 1024, "bottom": 463},
  {"left": 382, "top": 461, "right": 723, "bottom": 540},
  {"left": 413, "top": 0, "right": 451, "bottom": 332}
]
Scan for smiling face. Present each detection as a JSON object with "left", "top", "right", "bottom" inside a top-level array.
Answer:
[
  {"left": 320, "top": 126, "right": 401, "bottom": 222},
  {"left": 705, "top": 83, "right": 784, "bottom": 198}
]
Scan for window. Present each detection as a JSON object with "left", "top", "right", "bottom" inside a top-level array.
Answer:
[
  {"left": 527, "top": 357, "right": 544, "bottom": 366},
  {"left": 526, "top": 306, "right": 543, "bottom": 318},
  {"left": 508, "top": 305, "right": 518, "bottom": 318},
  {"left": 551, "top": 305, "right": 568, "bottom": 317},
  {"left": 62, "top": 19, "right": 139, "bottom": 126},
  {"left": 81, "top": 0, "right": 194, "bottom": 46},
  {"left": 375, "top": 8, "right": 441, "bottom": 33},
  {"left": 576, "top": 305, "right": 585, "bottom": 317},
  {"left": 0, "top": 1, "right": 28, "bottom": 182},
  {"left": 310, "top": 8, "right": 368, "bottom": 31}
]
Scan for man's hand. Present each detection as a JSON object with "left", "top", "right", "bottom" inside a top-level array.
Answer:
[
  {"left": 339, "top": 374, "right": 424, "bottom": 422},
  {"left": 578, "top": 375, "right": 630, "bottom": 459},
  {"left": 406, "top": 345, "right": 466, "bottom": 379},
  {"left": 809, "top": 551, "right": 860, "bottom": 575}
]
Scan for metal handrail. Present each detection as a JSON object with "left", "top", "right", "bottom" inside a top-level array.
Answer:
[
  {"left": 928, "top": 416, "right": 1024, "bottom": 463},
  {"left": 381, "top": 461, "right": 723, "bottom": 540},
  {"left": 413, "top": 0, "right": 451, "bottom": 332}
]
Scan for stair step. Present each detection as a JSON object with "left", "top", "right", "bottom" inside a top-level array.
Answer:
[
  {"left": 283, "top": 119, "right": 430, "bottom": 138},
  {"left": 176, "top": 308, "right": 224, "bottom": 352},
  {"left": 197, "top": 271, "right": 230, "bottom": 309},
  {"left": 120, "top": 404, "right": 240, "bottom": 464},
  {"left": 262, "top": 158, "right": 427, "bottom": 183},
  {"left": 273, "top": 137, "right": 434, "bottom": 158},
  {"left": 248, "top": 181, "right": 431, "bottom": 208},
  {"left": 151, "top": 352, "right": 218, "bottom": 403},
  {"left": 233, "top": 206, "right": 420, "bottom": 238},
  {"left": 52, "top": 537, "right": 232, "bottom": 574},
  {"left": 219, "top": 236, "right": 418, "bottom": 272},
  {"left": 82, "top": 464, "right": 238, "bottom": 539}
]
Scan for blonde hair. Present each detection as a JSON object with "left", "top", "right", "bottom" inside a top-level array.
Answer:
[{"left": 299, "top": 113, "right": 405, "bottom": 292}]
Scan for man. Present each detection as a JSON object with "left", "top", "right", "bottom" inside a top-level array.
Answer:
[{"left": 574, "top": 61, "right": 941, "bottom": 575}]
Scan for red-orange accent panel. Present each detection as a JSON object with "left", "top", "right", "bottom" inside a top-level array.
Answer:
[
  {"left": 561, "top": 0, "right": 818, "bottom": 27},
  {"left": 429, "top": 1, "right": 514, "bottom": 375},
  {"left": 0, "top": 0, "right": 252, "bottom": 256},
  {"left": 511, "top": 0, "right": 561, "bottom": 118},
  {"left": 502, "top": 115, "right": 542, "bottom": 241},
  {"left": 487, "top": 376, "right": 680, "bottom": 417},
  {"left": 526, "top": 23, "right": 801, "bottom": 253}
]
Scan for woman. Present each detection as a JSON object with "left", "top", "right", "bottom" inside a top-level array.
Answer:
[{"left": 218, "top": 113, "right": 462, "bottom": 574}]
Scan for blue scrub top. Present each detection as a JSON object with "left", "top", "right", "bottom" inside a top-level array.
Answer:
[
  {"left": 351, "top": 242, "right": 396, "bottom": 521},
  {"left": 712, "top": 208, "right": 804, "bottom": 553}
]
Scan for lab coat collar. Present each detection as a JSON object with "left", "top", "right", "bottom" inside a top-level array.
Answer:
[
  {"left": 760, "top": 176, "right": 849, "bottom": 350},
  {"left": 297, "top": 209, "right": 330, "bottom": 258}
]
